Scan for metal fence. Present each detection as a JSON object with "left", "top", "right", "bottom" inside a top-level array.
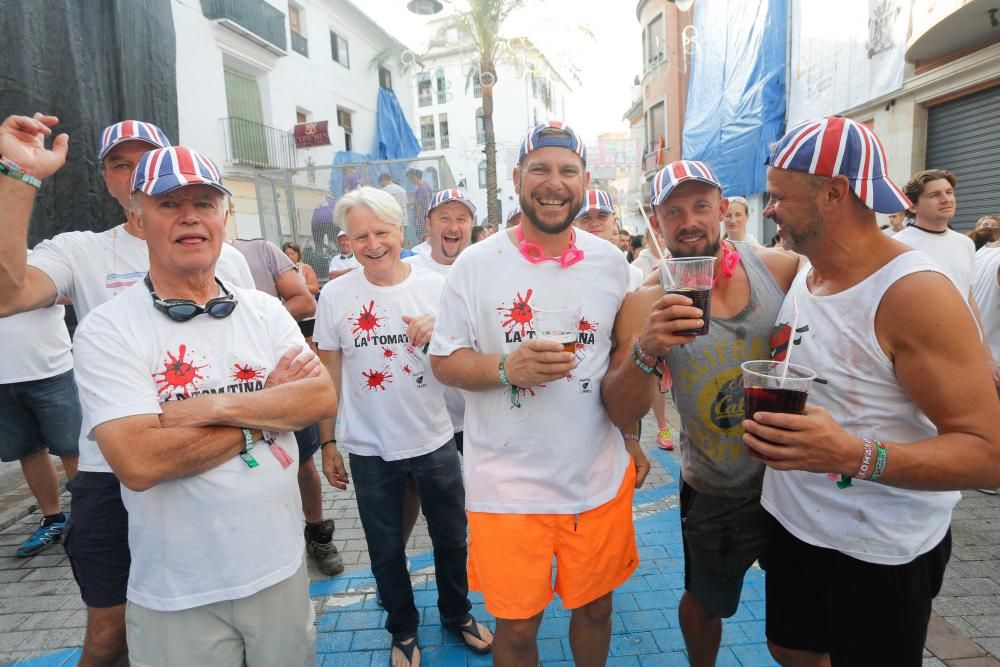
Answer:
[{"left": 253, "top": 157, "right": 455, "bottom": 281}]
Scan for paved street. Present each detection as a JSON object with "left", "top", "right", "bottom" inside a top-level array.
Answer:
[{"left": 0, "top": 410, "right": 998, "bottom": 666}]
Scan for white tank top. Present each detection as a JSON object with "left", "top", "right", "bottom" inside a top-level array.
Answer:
[{"left": 761, "top": 251, "right": 960, "bottom": 565}]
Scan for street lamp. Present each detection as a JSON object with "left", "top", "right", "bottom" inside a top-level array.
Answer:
[{"left": 407, "top": 0, "right": 443, "bottom": 15}]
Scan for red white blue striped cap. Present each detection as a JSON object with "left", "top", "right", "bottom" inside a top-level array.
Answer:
[
  {"left": 576, "top": 189, "right": 615, "bottom": 219},
  {"left": 504, "top": 205, "right": 521, "bottom": 224},
  {"left": 766, "top": 116, "right": 910, "bottom": 213},
  {"left": 131, "top": 147, "right": 231, "bottom": 197},
  {"left": 518, "top": 120, "right": 587, "bottom": 166},
  {"left": 650, "top": 160, "right": 721, "bottom": 205},
  {"left": 98, "top": 120, "right": 170, "bottom": 160},
  {"left": 428, "top": 189, "right": 477, "bottom": 216}
]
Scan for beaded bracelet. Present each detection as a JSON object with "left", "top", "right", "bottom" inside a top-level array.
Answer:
[
  {"left": 622, "top": 433, "right": 639, "bottom": 442},
  {"left": 869, "top": 441, "right": 887, "bottom": 482},
  {"left": 0, "top": 160, "right": 41, "bottom": 189},
  {"left": 855, "top": 438, "right": 876, "bottom": 479}
]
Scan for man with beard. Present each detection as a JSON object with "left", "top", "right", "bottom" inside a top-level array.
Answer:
[
  {"left": 749, "top": 116, "right": 999, "bottom": 665},
  {"left": 574, "top": 189, "right": 644, "bottom": 291},
  {"left": 601, "top": 161, "right": 799, "bottom": 667},
  {"left": 431, "top": 121, "right": 644, "bottom": 667}
]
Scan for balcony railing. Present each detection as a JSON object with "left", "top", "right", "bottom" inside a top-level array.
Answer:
[
  {"left": 201, "top": 0, "right": 287, "bottom": 53},
  {"left": 291, "top": 31, "right": 308, "bottom": 57},
  {"left": 221, "top": 117, "right": 296, "bottom": 170}
]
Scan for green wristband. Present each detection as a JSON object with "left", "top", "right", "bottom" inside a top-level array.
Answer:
[{"left": 240, "top": 428, "right": 259, "bottom": 469}]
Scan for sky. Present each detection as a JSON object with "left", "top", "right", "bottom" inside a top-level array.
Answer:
[{"left": 353, "top": 0, "right": 645, "bottom": 140}]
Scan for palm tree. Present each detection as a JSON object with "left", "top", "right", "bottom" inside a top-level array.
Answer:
[{"left": 436, "top": 0, "right": 525, "bottom": 227}]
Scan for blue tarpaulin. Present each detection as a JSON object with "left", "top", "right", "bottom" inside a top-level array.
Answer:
[
  {"left": 328, "top": 87, "right": 421, "bottom": 196},
  {"left": 681, "top": 0, "right": 787, "bottom": 196}
]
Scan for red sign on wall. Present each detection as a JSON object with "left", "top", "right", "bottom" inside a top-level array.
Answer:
[{"left": 294, "top": 121, "right": 331, "bottom": 148}]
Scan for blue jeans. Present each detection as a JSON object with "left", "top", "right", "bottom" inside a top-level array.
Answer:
[{"left": 349, "top": 440, "right": 470, "bottom": 636}]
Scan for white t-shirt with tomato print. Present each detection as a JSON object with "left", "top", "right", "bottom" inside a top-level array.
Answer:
[
  {"left": 314, "top": 265, "right": 453, "bottom": 461},
  {"left": 72, "top": 282, "right": 306, "bottom": 612},
  {"left": 430, "top": 228, "right": 631, "bottom": 514}
]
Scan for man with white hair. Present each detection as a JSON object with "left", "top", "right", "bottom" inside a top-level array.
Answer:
[
  {"left": 0, "top": 113, "right": 255, "bottom": 666},
  {"left": 315, "top": 186, "right": 491, "bottom": 667}
]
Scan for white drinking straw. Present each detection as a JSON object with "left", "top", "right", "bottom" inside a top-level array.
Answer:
[
  {"left": 779, "top": 296, "right": 799, "bottom": 387},
  {"left": 636, "top": 202, "right": 666, "bottom": 260}
]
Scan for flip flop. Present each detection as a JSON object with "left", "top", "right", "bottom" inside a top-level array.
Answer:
[
  {"left": 390, "top": 632, "right": 420, "bottom": 667},
  {"left": 443, "top": 614, "right": 493, "bottom": 655}
]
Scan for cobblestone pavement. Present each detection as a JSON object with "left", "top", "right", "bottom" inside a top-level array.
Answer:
[{"left": 0, "top": 408, "right": 998, "bottom": 666}]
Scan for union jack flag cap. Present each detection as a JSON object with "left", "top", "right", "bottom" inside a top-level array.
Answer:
[
  {"left": 766, "top": 116, "right": 911, "bottom": 213},
  {"left": 576, "top": 189, "right": 615, "bottom": 219},
  {"left": 517, "top": 120, "right": 587, "bottom": 166},
  {"left": 428, "top": 189, "right": 477, "bottom": 217},
  {"left": 98, "top": 120, "right": 170, "bottom": 160},
  {"left": 131, "top": 147, "right": 231, "bottom": 197},
  {"left": 650, "top": 160, "right": 722, "bottom": 206}
]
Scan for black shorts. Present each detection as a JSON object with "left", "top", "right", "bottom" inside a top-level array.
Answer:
[
  {"left": 679, "top": 479, "right": 772, "bottom": 617},
  {"left": 765, "top": 517, "right": 951, "bottom": 666},
  {"left": 298, "top": 318, "right": 315, "bottom": 339},
  {"left": 63, "top": 471, "right": 130, "bottom": 608},
  {"left": 294, "top": 423, "right": 321, "bottom": 461}
]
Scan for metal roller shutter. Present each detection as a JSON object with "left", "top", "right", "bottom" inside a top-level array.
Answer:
[{"left": 925, "top": 84, "right": 1000, "bottom": 232}]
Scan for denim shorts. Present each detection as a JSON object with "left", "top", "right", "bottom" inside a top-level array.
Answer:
[{"left": 0, "top": 369, "right": 82, "bottom": 462}]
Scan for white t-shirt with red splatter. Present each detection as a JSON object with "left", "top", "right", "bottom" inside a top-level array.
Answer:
[
  {"left": 314, "top": 265, "right": 453, "bottom": 461},
  {"left": 72, "top": 281, "right": 306, "bottom": 611},
  {"left": 430, "top": 228, "right": 632, "bottom": 514}
]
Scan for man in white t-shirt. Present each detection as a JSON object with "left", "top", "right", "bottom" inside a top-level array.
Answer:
[
  {"left": 380, "top": 172, "right": 408, "bottom": 219},
  {"left": 0, "top": 114, "right": 255, "bottom": 666},
  {"left": 894, "top": 169, "right": 997, "bottom": 389},
  {"left": 315, "top": 187, "right": 491, "bottom": 667},
  {"left": 575, "top": 188, "right": 644, "bottom": 291},
  {"left": 0, "top": 284, "right": 81, "bottom": 559},
  {"left": 327, "top": 230, "right": 360, "bottom": 280},
  {"left": 750, "top": 116, "right": 1000, "bottom": 665},
  {"left": 68, "top": 144, "right": 333, "bottom": 665},
  {"left": 430, "top": 121, "right": 644, "bottom": 666}
]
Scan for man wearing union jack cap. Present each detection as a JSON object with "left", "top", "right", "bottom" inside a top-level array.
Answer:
[
  {"left": 574, "top": 188, "right": 644, "bottom": 292},
  {"left": 742, "top": 115, "right": 1000, "bottom": 665},
  {"left": 0, "top": 114, "right": 255, "bottom": 666},
  {"left": 70, "top": 143, "right": 337, "bottom": 664},
  {"left": 602, "top": 159, "right": 799, "bottom": 665}
]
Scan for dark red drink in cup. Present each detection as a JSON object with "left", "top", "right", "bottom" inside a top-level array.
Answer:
[
  {"left": 659, "top": 257, "right": 715, "bottom": 336},
  {"left": 740, "top": 360, "right": 817, "bottom": 459},
  {"left": 664, "top": 287, "right": 712, "bottom": 336}
]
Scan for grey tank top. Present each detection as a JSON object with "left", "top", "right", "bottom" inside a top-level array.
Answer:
[{"left": 664, "top": 240, "right": 786, "bottom": 498}]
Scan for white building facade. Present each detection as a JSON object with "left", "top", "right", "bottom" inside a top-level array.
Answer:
[
  {"left": 172, "top": 0, "right": 417, "bottom": 238},
  {"left": 408, "top": 37, "right": 575, "bottom": 221}
]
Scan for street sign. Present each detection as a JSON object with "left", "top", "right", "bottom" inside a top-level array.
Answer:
[{"left": 294, "top": 120, "right": 331, "bottom": 148}]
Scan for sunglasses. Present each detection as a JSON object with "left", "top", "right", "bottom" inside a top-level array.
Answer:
[{"left": 145, "top": 275, "right": 238, "bottom": 322}]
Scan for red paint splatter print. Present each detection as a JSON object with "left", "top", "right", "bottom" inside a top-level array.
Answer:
[
  {"left": 382, "top": 346, "right": 396, "bottom": 360},
  {"left": 497, "top": 289, "right": 534, "bottom": 336},
  {"left": 362, "top": 367, "right": 393, "bottom": 391},
  {"left": 153, "top": 345, "right": 207, "bottom": 397},
  {"left": 231, "top": 363, "right": 265, "bottom": 384},
  {"left": 351, "top": 300, "right": 383, "bottom": 341}
]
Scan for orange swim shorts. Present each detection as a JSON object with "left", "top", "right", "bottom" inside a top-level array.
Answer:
[{"left": 467, "top": 461, "right": 639, "bottom": 620}]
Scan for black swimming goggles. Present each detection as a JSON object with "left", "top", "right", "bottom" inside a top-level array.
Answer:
[{"left": 144, "top": 275, "right": 238, "bottom": 322}]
